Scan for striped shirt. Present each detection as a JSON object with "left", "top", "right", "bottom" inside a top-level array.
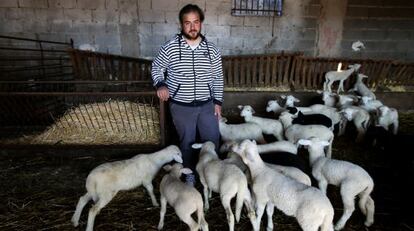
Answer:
[{"left": 151, "top": 34, "right": 224, "bottom": 106}]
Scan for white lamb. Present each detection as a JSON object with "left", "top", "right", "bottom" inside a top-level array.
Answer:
[
  {"left": 280, "top": 95, "right": 312, "bottom": 113},
  {"left": 193, "top": 142, "right": 256, "bottom": 231},
  {"left": 349, "top": 73, "right": 376, "bottom": 100},
  {"left": 323, "top": 64, "right": 361, "bottom": 94},
  {"left": 71, "top": 145, "right": 183, "bottom": 231},
  {"left": 219, "top": 117, "right": 266, "bottom": 143},
  {"left": 220, "top": 140, "right": 297, "bottom": 155},
  {"left": 340, "top": 106, "right": 371, "bottom": 142},
  {"left": 359, "top": 96, "right": 383, "bottom": 113},
  {"left": 298, "top": 138, "right": 375, "bottom": 230},
  {"left": 158, "top": 163, "right": 208, "bottom": 231},
  {"left": 317, "top": 90, "right": 337, "bottom": 107},
  {"left": 266, "top": 99, "right": 286, "bottom": 116},
  {"left": 279, "top": 111, "right": 334, "bottom": 157},
  {"left": 377, "top": 105, "right": 399, "bottom": 135},
  {"left": 232, "top": 140, "right": 334, "bottom": 231},
  {"left": 238, "top": 105, "right": 284, "bottom": 141}
]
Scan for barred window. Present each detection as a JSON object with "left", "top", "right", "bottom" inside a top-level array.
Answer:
[{"left": 231, "top": 0, "right": 283, "bottom": 17}]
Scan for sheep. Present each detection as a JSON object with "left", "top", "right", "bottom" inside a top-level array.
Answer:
[
  {"left": 193, "top": 142, "right": 256, "bottom": 231},
  {"left": 279, "top": 111, "right": 334, "bottom": 157},
  {"left": 220, "top": 140, "right": 298, "bottom": 155},
  {"left": 71, "top": 145, "right": 183, "bottom": 231},
  {"left": 218, "top": 117, "right": 266, "bottom": 144},
  {"left": 225, "top": 150, "right": 312, "bottom": 186},
  {"left": 158, "top": 163, "right": 208, "bottom": 231},
  {"left": 238, "top": 105, "right": 284, "bottom": 141},
  {"left": 336, "top": 94, "right": 358, "bottom": 109},
  {"left": 232, "top": 139, "right": 334, "bottom": 231},
  {"left": 298, "top": 138, "right": 375, "bottom": 230},
  {"left": 349, "top": 73, "right": 376, "bottom": 100},
  {"left": 377, "top": 105, "right": 399, "bottom": 135},
  {"left": 323, "top": 64, "right": 361, "bottom": 94},
  {"left": 359, "top": 96, "right": 383, "bottom": 113},
  {"left": 340, "top": 106, "right": 371, "bottom": 142}
]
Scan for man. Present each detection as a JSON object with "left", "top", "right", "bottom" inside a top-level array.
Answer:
[{"left": 151, "top": 4, "right": 224, "bottom": 185}]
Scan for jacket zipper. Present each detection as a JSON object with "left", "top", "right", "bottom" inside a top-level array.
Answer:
[{"left": 192, "top": 50, "right": 196, "bottom": 102}]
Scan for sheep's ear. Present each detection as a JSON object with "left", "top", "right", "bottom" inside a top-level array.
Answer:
[
  {"left": 251, "top": 140, "right": 257, "bottom": 145},
  {"left": 237, "top": 105, "right": 243, "bottom": 110},
  {"left": 180, "top": 168, "right": 193, "bottom": 175},
  {"left": 294, "top": 97, "right": 300, "bottom": 102},
  {"left": 319, "top": 140, "right": 330, "bottom": 147},
  {"left": 173, "top": 154, "right": 183, "bottom": 163},
  {"left": 163, "top": 164, "right": 173, "bottom": 172},
  {"left": 297, "top": 139, "right": 311, "bottom": 146},
  {"left": 251, "top": 108, "right": 256, "bottom": 114},
  {"left": 191, "top": 143, "right": 203, "bottom": 149},
  {"left": 316, "top": 90, "right": 322, "bottom": 94},
  {"left": 280, "top": 95, "right": 286, "bottom": 99},
  {"left": 220, "top": 117, "right": 228, "bottom": 123}
]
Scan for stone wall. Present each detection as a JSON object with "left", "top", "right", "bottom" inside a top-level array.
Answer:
[{"left": 0, "top": 0, "right": 413, "bottom": 60}]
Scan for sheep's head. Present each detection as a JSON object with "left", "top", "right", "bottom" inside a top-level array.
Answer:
[
  {"left": 239, "top": 105, "right": 254, "bottom": 117},
  {"left": 266, "top": 100, "right": 281, "bottom": 112},
  {"left": 231, "top": 139, "right": 260, "bottom": 165},
  {"left": 166, "top": 145, "right": 183, "bottom": 163},
  {"left": 163, "top": 163, "right": 192, "bottom": 178},
  {"left": 340, "top": 108, "right": 355, "bottom": 121},
  {"left": 298, "top": 137, "right": 329, "bottom": 156},
  {"left": 192, "top": 141, "right": 217, "bottom": 158},
  {"left": 349, "top": 63, "right": 362, "bottom": 72},
  {"left": 279, "top": 111, "right": 294, "bottom": 124},
  {"left": 219, "top": 140, "right": 238, "bottom": 154},
  {"left": 284, "top": 95, "right": 300, "bottom": 107}
]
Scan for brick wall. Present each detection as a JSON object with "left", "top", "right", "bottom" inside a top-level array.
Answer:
[{"left": 0, "top": 0, "right": 413, "bottom": 61}]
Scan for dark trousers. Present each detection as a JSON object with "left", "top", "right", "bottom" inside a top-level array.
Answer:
[{"left": 169, "top": 101, "right": 220, "bottom": 171}]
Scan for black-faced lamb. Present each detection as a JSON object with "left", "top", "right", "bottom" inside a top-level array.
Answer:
[
  {"left": 158, "top": 163, "right": 208, "bottom": 231},
  {"left": 71, "top": 145, "right": 182, "bottom": 231}
]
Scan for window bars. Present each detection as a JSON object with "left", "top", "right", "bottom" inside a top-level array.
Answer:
[{"left": 232, "top": 0, "right": 283, "bottom": 16}]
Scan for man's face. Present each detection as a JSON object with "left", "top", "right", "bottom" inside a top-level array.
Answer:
[{"left": 181, "top": 12, "right": 201, "bottom": 40}]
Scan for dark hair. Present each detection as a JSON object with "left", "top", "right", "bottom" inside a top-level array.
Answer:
[{"left": 179, "top": 4, "right": 204, "bottom": 24}]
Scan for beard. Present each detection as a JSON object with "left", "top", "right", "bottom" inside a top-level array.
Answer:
[{"left": 181, "top": 29, "right": 201, "bottom": 41}]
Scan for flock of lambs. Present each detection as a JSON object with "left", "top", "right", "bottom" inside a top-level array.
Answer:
[{"left": 70, "top": 63, "right": 400, "bottom": 231}]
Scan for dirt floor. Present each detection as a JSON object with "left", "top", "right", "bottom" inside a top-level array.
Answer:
[{"left": 1, "top": 112, "right": 413, "bottom": 231}]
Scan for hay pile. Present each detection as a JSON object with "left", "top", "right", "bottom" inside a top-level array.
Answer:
[{"left": 4, "top": 100, "right": 160, "bottom": 145}]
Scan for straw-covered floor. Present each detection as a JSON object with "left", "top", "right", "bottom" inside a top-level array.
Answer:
[{"left": 0, "top": 112, "right": 413, "bottom": 231}]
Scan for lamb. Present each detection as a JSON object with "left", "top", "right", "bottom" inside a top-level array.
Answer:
[
  {"left": 323, "top": 64, "right": 361, "bottom": 94},
  {"left": 340, "top": 106, "right": 371, "bottom": 142},
  {"left": 280, "top": 95, "right": 312, "bottom": 113},
  {"left": 232, "top": 140, "right": 334, "bottom": 231},
  {"left": 336, "top": 94, "right": 358, "bottom": 109},
  {"left": 298, "top": 138, "right": 375, "bottom": 230},
  {"left": 225, "top": 150, "right": 312, "bottom": 186},
  {"left": 71, "top": 145, "right": 182, "bottom": 231},
  {"left": 359, "top": 96, "right": 383, "bottom": 113},
  {"left": 219, "top": 117, "right": 266, "bottom": 143},
  {"left": 349, "top": 73, "right": 376, "bottom": 100},
  {"left": 158, "top": 163, "right": 209, "bottom": 231},
  {"left": 238, "top": 105, "right": 284, "bottom": 141},
  {"left": 377, "top": 105, "right": 399, "bottom": 135},
  {"left": 279, "top": 111, "right": 334, "bottom": 157},
  {"left": 193, "top": 142, "right": 256, "bottom": 231},
  {"left": 220, "top": 140, "right": 298, "bottom": 155}
]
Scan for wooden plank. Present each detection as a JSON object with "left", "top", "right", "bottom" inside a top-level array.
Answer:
[
  {"left": 246, "top": 57, "right": 251, "bottom": 88},
  {"left": 234, "top": 58, "right": 240, "bottom": 87},
  {"left": 271, "top": 55, "right": 277, "bottom": 85},
  {"left": 227, "top": 59, "right": 233, "bottom": 87},
  {"left": 252, "top": 57, "right": 257, "bottom": 87},
  {"left": 264, "top": 56, "right": 271, "bottom": 86}
]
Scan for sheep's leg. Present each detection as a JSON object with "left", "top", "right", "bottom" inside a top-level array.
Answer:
[
  {"left": 326, "top": 80, "right": 333, "bottom": 93},
  {"left": 71, "top": 192, "right": 91, "bottom": 227},
  {"left": 176, "top": 209, "right": 199, "bottom": 231},
  {"left": 254, "top": 202, "right": 266, "bottom": 231},
  {"left": 334, "top": 188, "right": 355, "bottom": 230},
  {"left": 265, "top": 202, "right": 274, "bottom": 231},
  {"left": 243, "top": 192, "right": 257, "bottom": 228},
  {"left": 392, "top": 120, "right": 399, "bottom": 135},
  {"left": 337, "top": 80, "right": 345, "bottom": 94},
  {"left": 158, "top": 196, "right": 167, "bottom": 230},
  {"left": 143, "top": 182, "right": 159, "bottom": 207},
  {"left": 318, "top": 179, "right": 328, "bottom": 195},
  {"left": 199, "top": 176, "right": 210, "bottom": 210},
  {"left": 221, "top": 194, "right": 235, "bottom": 231},
  {"left": 358, "top": 193, "right": 375, "bottom": 227},
  {"left": 355, "top": 124, "right": 366, "bottom": 143},
  {"left": 86, "top": 192, "right": 114, "bottom": 231}
]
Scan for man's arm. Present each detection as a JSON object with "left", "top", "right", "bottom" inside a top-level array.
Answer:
[
  {"left": 211, "top": 47, "right": 224, "bottom": 118},
  {"left": 151, "top": 46, "right": 170, "bottom": 101}
]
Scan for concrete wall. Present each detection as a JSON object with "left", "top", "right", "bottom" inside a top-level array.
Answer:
[{"left": 0, "top": 0, "right": 413, "bottom": 60}]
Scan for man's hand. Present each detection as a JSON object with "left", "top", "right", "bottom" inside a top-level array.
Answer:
[
  {"left": 214, "top": 104, "right": 222, "bottom": 119},
  {"left": 156, "top": 86, "right": 169, "bottom": 102}
]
